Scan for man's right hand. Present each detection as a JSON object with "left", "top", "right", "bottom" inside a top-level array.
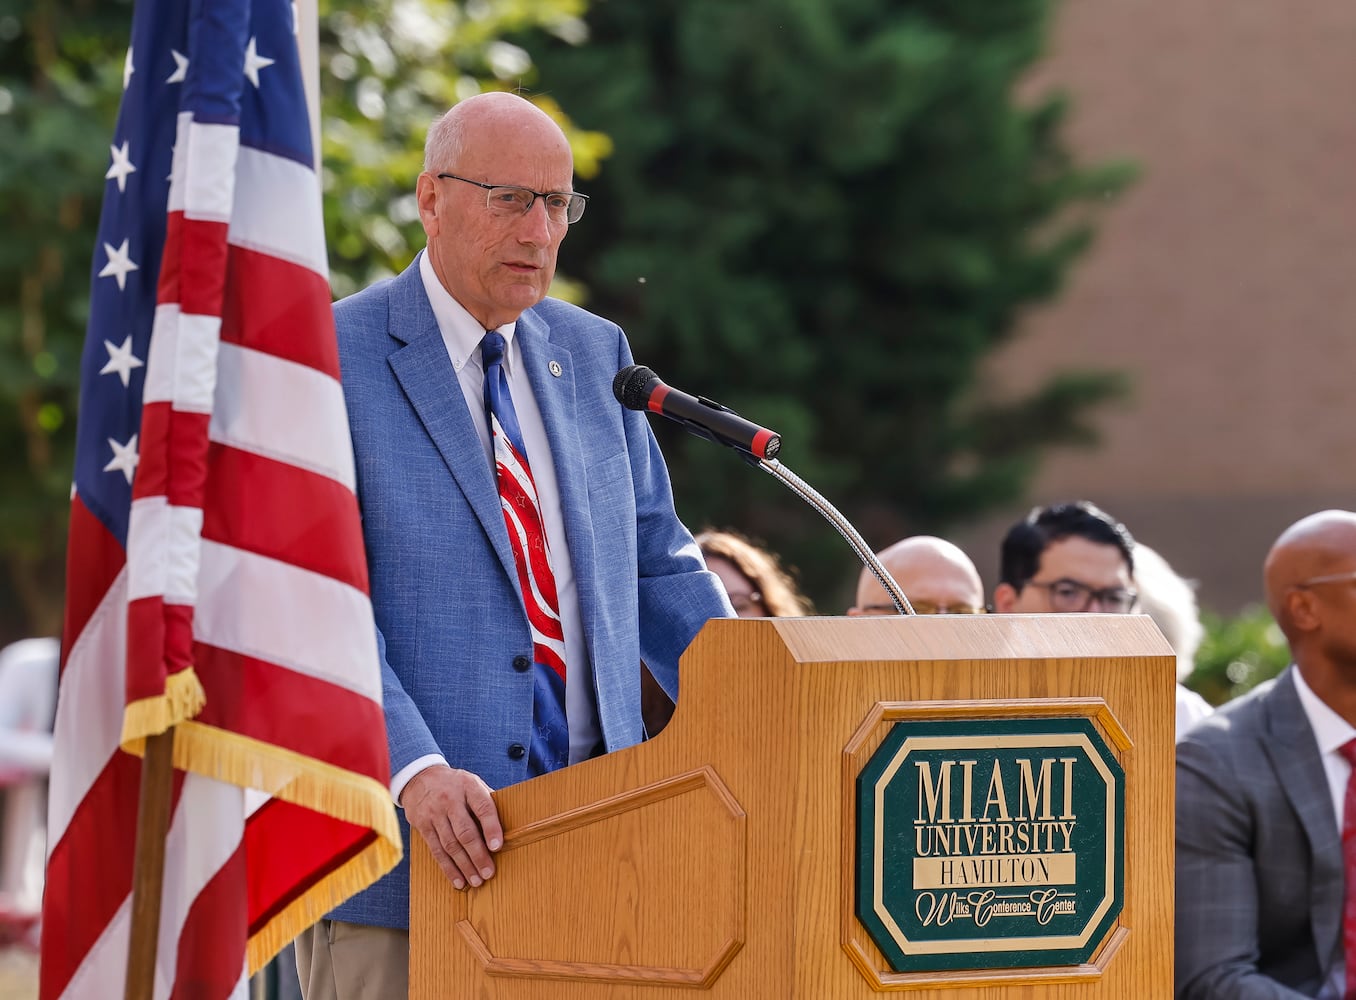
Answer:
[{"left": 401, "top": 764, "right": 504, "bottom": 890}]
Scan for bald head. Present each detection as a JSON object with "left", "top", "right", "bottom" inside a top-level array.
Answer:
[
  {"left": 425, "top": 92, "right": 570, "bottom": 174},
  {"left": 850, "top": 536, "right": 985, "bottom": 615},
  {"left": 1264, "top": 510, "right": 1356, "bottom": 628},
  {"left": 1260, "top": 510, "right": 1356, "bottom": 722}
]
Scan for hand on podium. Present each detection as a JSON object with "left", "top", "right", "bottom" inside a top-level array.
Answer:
[{"left": 403, "top": 764, "right": 503, "bottom": 891}]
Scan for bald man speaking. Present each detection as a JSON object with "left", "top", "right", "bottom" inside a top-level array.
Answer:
[
  {"left": 304, "top": 93, "right": 731, "bottom": 998},
  {"left": 1176, "top": 510, "right": 1356, "bottom": 998}
]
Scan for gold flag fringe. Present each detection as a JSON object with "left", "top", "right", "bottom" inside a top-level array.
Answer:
[
  {"left": 171, "top": 720, "right": 404, "bottom": 973},
  {"left": 121, "top": 667, "right": 207, "bottom": 752},
  {"left": 246, "top": 835, "right": 400, "bottom": 974}
]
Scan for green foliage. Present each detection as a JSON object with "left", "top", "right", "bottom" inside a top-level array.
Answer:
[
  {"left": 0, "top": 0, "right": 131, "bottom": 636},
  {"left": 521, "top": 0, "right": 1135, "bottom": 602},
  {"left": 1185, "top": 604, "right": 1291, "bottom": 706}
]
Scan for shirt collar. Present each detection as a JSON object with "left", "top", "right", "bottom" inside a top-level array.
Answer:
[
  {"left": 418, "top": 249, "right": 518, "bottom": 376},
  {"left": 1292, "top": 665, "right": 1356, "bottom": 756}
]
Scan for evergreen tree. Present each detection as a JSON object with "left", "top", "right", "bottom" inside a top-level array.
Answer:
[
  {"left": 524, "top": 0, "right": 1133, "bottom": 604},
  {"left": 0, "top": 0, "right": 128, "bottom": 637}
]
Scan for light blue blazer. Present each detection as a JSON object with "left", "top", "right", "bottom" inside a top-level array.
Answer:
[{"left": 329, "top": 259, "right": 732, "bottom": 929}]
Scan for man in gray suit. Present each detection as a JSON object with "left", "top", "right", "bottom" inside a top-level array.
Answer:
[{"left": 1176, "top": 509, "right": 1356, "bottom": 997}]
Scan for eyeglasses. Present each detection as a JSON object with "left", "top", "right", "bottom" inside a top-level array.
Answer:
[
  {"left": 859, "top": 601, "right": 987, "bottom": 616},
  {"left": 1294, "top": 570, "right": 1356, "bottom": 589},
  {"left": 1024, "top": 578, "right": 1139, "bottom": 614},
  {"left": 727, "top": 591, "right": 764, "bottom": 615},
  {"left": 437, "top": 172, "right": 588, "bottom": 225}
]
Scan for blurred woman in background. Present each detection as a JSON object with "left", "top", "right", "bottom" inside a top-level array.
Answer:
[
  {"left": 694, "top": 529, "right": 815, "bottom": 619},
  {"left": 642, "top": 529, "right": 813, "bottom": 735}
]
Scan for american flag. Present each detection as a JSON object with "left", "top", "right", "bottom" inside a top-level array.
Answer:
[{"left": 40, "top": 0, "right": 401, "bottom": 996}]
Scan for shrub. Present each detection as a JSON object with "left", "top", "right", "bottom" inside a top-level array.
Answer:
[{"left": 1186, "top": 604, "right": 1290, "bottom": 706}]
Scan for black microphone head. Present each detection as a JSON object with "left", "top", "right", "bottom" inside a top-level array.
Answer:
[{"left": 613, "top": 365, "right": 659, "bottom": 411}]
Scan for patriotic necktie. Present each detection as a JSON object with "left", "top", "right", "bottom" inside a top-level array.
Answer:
[
  {"left": 481, "top": 331, "right": 569, "bottom": 773},
  {"left": 1342, "top": 738, "right": 1356, "bottom": 998}
]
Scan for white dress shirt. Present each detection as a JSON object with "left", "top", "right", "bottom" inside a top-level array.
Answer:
[
  {"left": 1174, "top": 683, "right": 1213, "bottom": 742},
  {"left": 1292, "top": 666, "right": 1356, "bottom": 1000},
  {"left": 390, "top": 252, "right": 599, "bottom": 803}
]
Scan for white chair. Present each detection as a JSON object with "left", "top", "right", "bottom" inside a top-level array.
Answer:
[{"left": 0, "top": 637, "right": 58, "bottom": 941}]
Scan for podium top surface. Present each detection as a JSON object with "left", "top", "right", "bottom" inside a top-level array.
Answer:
[{"left": 714, "top": 612, "right": 1174, "bottom": 665}]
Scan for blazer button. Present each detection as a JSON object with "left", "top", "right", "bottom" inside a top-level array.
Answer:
[
  {"left": 508, "top": 743, "right": 527, "bottom": 760},
  {"left": 512, "top": 655, "right": 531, "bottom": 673}
]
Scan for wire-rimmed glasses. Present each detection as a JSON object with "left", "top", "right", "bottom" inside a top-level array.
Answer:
[{"left": 437, "top": 172, "right": 588, "bottom": 225}]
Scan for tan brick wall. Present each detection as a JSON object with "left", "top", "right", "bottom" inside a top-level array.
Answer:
[{"left": 973, "top": 0, "right": 1356, "bottom": 611}]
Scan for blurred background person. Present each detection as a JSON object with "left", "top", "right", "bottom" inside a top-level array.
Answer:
[
  {"left": 642, "top": 530, "right": 813, "bottom": 735},
  {"left": 991, "top": 502, "right": 1210, "bottom": 740},
  {"left": 0, "top": 637, "right": 58, "bottom": 949},
  {"left": 1176, "top": 509, "right": 1356, "bottom": 997},
  {"left": 694, "top": 529, "right": 815, "bottom": 619},
  {"left": 847, "top": 535, "right": 986, "bottom": 616},
  {"left": 992, "top": 501, "right": 1138, "bottom": 615},
  {"left": 1132, "top": 543, "right": 1214, "bottom": 739}
]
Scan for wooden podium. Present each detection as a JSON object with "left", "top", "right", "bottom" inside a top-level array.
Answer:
[{"left": 411, "top": 614, "right": 1175, "bottom": 997}]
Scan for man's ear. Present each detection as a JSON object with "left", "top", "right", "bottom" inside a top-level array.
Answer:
[
  {"left": 992, "top": 583, "right": 1018, "bottom": 614},
  {"left": 1286, "top": 588, "right": 1322, "bottom": 634},
  {"left": 415, "top": 172, "right": 440, "bottom": 236}
]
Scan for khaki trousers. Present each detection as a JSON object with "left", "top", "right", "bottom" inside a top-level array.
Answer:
[{"left": 295, "top": 919, "right": 409, "bottom": 1000}]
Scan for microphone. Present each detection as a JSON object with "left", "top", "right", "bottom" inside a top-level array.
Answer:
[
  {"left": 611, "top": 364, "right": 913, "bottom": 613},
  {"left": 612, "top": 365, "right": 781, "bottom": 461}
]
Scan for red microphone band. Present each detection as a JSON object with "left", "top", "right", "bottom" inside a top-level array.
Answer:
[{"left": 750, "top": 428, "right": 776, "bottom": 461}]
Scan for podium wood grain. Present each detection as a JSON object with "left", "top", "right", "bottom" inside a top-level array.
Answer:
[{"left": 410, "top": 614, "right": 1176, "bottom": 997}]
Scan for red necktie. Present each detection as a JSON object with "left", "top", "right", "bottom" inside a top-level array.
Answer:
[
  {"left": 1340, "top": 738, "right": 1356, "bottom": 998},
  {"left": 481, "top": 331, "right": 568, "bottom": 773}
]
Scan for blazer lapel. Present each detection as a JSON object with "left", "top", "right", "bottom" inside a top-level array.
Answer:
[
  {"left": 1262, "top": 667, "right": 1345, "bottom": 972},
  {"left": 383, "top": 263, "right": 517, "bottom": 584}
]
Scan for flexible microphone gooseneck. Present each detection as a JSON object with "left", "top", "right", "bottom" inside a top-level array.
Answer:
[{"left": 612, "top": 364, "right": 914, "bottom": 615}]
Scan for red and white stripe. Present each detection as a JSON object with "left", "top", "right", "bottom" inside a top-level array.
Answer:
[
  {"left": 491, "top": 420, "right": 566, "bottom": 679},
  {"left": 42, "top": 108, "right": 398, "bottom": 1000}
]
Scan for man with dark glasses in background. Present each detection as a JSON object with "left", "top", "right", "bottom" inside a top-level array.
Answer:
[{"left": 991, "top": 500, "right": 1139, "bottom": 616}]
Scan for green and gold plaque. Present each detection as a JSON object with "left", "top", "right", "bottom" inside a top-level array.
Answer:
[{"left": 855, "top": 717, "right": 1124, "bottom": 972}]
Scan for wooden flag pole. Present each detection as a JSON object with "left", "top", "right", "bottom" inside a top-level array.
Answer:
[{"left": 124, "top": 728, "right": 177, "bottom": 1000}]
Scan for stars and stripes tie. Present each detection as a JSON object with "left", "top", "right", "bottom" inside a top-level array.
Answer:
[
  {"left": 482, "top": 331, "right": 569, "bottom": 773},
  {"left": 1341, "top": 738, "right": 1356, "bottom": 998}
]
